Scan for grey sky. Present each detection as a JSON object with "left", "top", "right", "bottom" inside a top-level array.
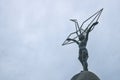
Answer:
[{"left": 0, "top": 0, "right": 120, "bottom": 80}]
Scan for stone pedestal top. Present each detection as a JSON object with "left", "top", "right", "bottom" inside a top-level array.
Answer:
[{"left": 71, "top": 71, "right": 100, "bottom": 80}]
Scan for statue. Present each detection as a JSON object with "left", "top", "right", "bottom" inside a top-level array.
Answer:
[
  {"left": 62, "top": 8, "right": 103, "bottom": 71},
  {"left": 67, "top": 21, "right": 98, "bottom": 71}
]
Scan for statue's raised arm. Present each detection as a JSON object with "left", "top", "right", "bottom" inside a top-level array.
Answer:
[{"left": 85, "top": 21, "right": 99, "bottom": 41}]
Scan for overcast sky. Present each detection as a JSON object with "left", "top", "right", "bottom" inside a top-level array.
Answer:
[{"left": 0, "top": 0, "right": 120, "bottom": 80}]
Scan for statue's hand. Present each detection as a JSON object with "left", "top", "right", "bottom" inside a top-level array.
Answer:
[
  {"left": 92, "top": 22, "right": 99, "bottom": 26},
  {"left": 67, "top": 38, "right": 71, "bottom": 41}
]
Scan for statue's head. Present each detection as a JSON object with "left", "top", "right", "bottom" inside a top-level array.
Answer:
[{"left": 79, "top": 34, "right": 85, "bottom": 41}]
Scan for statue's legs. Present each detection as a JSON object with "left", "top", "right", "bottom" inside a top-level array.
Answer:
[
  {"left": 82, "top": 57, "right": 88, "bottom": 71},
  {"left": 79, "top": 48, "right": 88, "bottom": 71}
]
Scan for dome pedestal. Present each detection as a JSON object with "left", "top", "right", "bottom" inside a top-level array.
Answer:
[{"left": 71, "top": 71, "right": 100, "bottom": 80}]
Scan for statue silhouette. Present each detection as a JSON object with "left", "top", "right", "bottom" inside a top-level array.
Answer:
[
  {"left": 62, "top": 8, "right": 103, "bottom": 71},
  {"left": 66, "top": 22, "right": 98, "bottom": 71}
]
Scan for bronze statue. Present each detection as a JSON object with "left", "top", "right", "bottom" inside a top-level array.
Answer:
[
  {"left": 62, "top": 9, "right": 103, "bottom": 71},
  {"left": 67, "top": 21, "right": 98, "bottom": 71}
]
